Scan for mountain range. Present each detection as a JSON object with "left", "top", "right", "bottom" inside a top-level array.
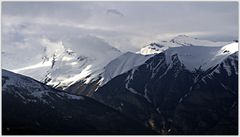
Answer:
[{"left": 2, "top": 35, "right": 238, "bottom": 135}]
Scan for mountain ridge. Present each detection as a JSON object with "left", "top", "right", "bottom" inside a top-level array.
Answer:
[{"left": 2, "top": 69, "right": 156, "bottom": 135}]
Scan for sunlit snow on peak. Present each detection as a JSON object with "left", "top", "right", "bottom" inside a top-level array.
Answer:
[{"left": 4, "top": 35, "right": 122, "bottom": 88}]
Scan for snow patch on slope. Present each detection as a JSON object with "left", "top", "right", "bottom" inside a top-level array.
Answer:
[
  {"left": 2, "top": 69, "right": 85, "bottom": 104},
  {"left": 2, "top": 69, "right": 46, "bottom": 90}
]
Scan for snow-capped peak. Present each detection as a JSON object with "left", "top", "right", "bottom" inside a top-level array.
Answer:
[
  {"left": 6, "top": 36, "right": 122, "bottom": 89},
  {"left": 137, "top": 35, "right": 232, "bottom": 55},
  {"left": 137, "top": 42, "right": 166, "bottom": 55}
]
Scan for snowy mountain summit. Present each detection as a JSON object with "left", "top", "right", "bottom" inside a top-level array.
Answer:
[
  {"left": 138, "top": 35, "right": 231, "bottom": 55},
  {"left": 137, "top": 35, "right": 238, "bottom": 71},
  {"left": 3, "top": 36, "right": 122, "bottom": 89}
]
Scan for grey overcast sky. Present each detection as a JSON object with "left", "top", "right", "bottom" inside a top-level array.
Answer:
[{"left": 2, "top": 2, "right": 238, "bottom": 52}]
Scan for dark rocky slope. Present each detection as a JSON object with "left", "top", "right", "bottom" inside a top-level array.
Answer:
[
  {"left": 93, "top": 52, "right": 238, "bottom": 135},
  {"left": 2, "top": 69, "right": 155, "bottom": 135}
]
